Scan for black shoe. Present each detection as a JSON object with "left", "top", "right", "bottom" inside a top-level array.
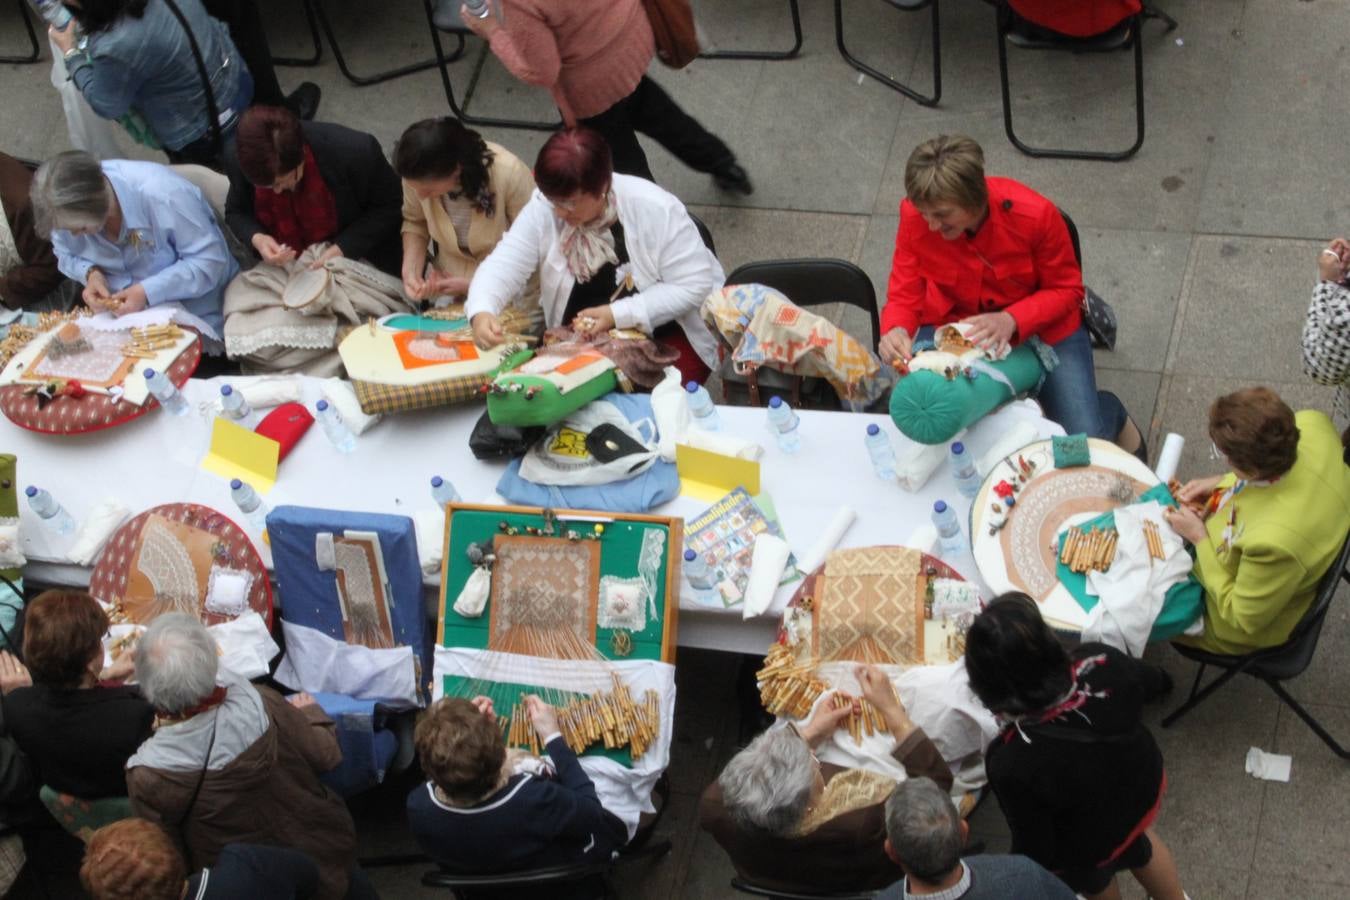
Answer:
[
  {"left": 285, "top": 82, "right": 322, "bottom": 121},
  {"left": 712, "top": 162, "right": 753, "bottom": 196}
]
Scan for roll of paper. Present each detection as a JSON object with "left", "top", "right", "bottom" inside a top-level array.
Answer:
[
  {"left": 1154, "top": 433, "right": 1184, "bottom": 484},
  {"left": 684, "top": 428, "right": 765, "bottom": 461},
  {"left": 743, "top": 533, "right": 791, "bottom": 620},
  {"left": 976, "top": 421, "right": 1040, "bottom": 477},
  {"left": 799, "top": 506, "right": 856, "bottom": 574},
  {"left": 906, "top": 524, "right": 939, "bottom": 556}
]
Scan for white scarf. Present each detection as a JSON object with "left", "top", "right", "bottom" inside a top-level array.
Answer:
[{"left": 558, "top": 193, "right": 619, "bottom": 283}]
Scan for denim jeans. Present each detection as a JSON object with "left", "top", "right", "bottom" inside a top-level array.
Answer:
[{"left": 1036, "top": 322, "right": 1128, "bottom": 440}]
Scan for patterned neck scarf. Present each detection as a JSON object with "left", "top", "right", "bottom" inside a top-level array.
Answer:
[
  {"left": 558, "top": 193, "right": 619, "bottom": 283},
  {"left": 999, "top": 652, "right": 1111, "bottom": 744},
  {"left": 253, "top": 144, "right": 339, "bottom": 255}
]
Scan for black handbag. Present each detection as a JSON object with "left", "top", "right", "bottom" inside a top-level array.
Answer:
[
  {"left": 1082, "top": 286, "right": 1118, "bottom": 351},
  {"left": 468, "top": 410, "right": 543, "bottom": 461}
]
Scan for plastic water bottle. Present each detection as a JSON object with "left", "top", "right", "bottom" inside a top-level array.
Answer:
[
  {"left": 314, "top": 400, "right": 356, "bottom": 453},
  {"left": 685, "top": 381, "right": 720, "bottom": 431},
  {"left": 219, "top": 384, "right": 252, "bottom": 423},
  {"left": 766, "top": 396, "right": 801, "bottom": 454},
  {"left": 864, "top": 423, "right": 897, "bottom": 481},
  {"left": 683, "top": 549, "right": 719, "bottom": 603},
  {"left": 931, "top": 500, "right": 965, "bottom": 558},
  {"left": 463, "top": 0, "right": 492, "bottom": 17},
  {"left": 35, "top": 0, "right": 73, "bottom": 29},
  {"left": 430, "top": 475, "right": 461, "bottom": 506},
  {"left": 24, "top": 486, "right": 75, "bottom": 535},
  {"left": 144, "top": 368, "right": 190, "bottom": 417},
  {"left": 230, "top": 479, "right": 269, "bottom": 533},
  {"left": 950, "top": 441, "right": 981, "bottom": 499}
]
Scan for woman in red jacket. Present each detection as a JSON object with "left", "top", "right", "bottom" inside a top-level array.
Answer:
[{"left": 878, "top": 135, "right": 1144, "bottom": 456}]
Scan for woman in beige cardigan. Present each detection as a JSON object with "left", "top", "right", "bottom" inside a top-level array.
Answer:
[{"left": 394, "top": 118, "right": 539, "bottom": 326}]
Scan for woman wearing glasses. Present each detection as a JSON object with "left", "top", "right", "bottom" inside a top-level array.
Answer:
[
  {"left": 1164, "top": 387, "right": 1350, "bottom": 655},
  {"left": 466, "top": 127, "right": 722, "bottom": 384}
]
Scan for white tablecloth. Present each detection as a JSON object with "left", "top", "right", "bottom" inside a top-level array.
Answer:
[{"left": 6, "top": 377, "right": 1060, "bottom": 654}]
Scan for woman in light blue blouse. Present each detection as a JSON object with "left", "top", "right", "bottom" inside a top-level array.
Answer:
[{"left": 31, "top": 151, "right": 237, "bottom": 341}]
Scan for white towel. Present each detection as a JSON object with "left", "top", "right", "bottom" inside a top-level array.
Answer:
[
  {"left": 67, "top": 499, "right": 130, "bottom": 566},
  {"left": 413, "top": 508, "right": 446, "bottom": 576},
  {"left": 743, "top": 533, "right": 791, "bottom": 619},
  {"left": 321, "top": 378, "right": 381, "bottom": 435}
]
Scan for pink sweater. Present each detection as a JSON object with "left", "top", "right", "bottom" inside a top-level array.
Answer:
[{"left": 488, "top": 0, "right": 656, "bottom": 123}]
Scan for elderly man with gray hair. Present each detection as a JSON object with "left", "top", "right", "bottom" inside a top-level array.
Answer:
[
  {"left": 700, "top": 663, "right": 954, "bottom": 894},
  {"left": 126, "top": 613, "right": 373, "bottom": 900},
  {"left": 878, "top": 776, "right": 1073, "bottom": 899}
]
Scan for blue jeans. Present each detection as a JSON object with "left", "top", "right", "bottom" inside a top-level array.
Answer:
[{"left": 1036, "top": 322, "right": 1128, "bottom": 440}]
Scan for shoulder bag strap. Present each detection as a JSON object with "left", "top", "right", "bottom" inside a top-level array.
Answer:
[{"left": 160, "top": 0, "right": 225, "bottom": 159}]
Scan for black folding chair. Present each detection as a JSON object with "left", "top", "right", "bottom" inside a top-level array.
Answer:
[
  {"left": 306, "top": 0, "right": 449, "bottom": 85},
  {"left": 1162, "top": 533, "right": 1350, "bottom": 759},
  {"left": 995, "top": 1, "right": 1177, "bottom": 160},
  {"left": 716, "top": 258, "right": 879, "bottom": 410},
  {"left": 421, "top": 839, "right": 672, "bottom": 898},
  {"left": 834, "top": 0, "right": 941, "bottom": 107},
  {"left": 731, "top": 878, "right": 877, "bottom": 899},
  {"left": 700, "top": 0, "right": 803, "bottom": 61},
  {"left": 270, "top": 0, "right": 322, "bottom": 67},
  {"left": 1, "top": 0, "right": 40, "bottom": 64}
]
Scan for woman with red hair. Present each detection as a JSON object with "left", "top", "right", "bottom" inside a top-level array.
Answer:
[
  {"left": 461, "top": 0, "right": 751, "bottom": 194},
  {"left": 466, "top": 127, "right": 723, "bottom": 384},
  {"left": 222, "top": 105, "right": 402, "bottom": 276}
]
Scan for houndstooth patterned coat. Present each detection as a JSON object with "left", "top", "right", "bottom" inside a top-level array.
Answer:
[{"left": 1303, "top": 280, "right": 1350, "bottom": 429}]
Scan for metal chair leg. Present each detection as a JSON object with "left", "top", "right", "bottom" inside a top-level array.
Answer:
[
  {"left": 312, "top": 0, "right": 441, "bottom": 86},
  {"left": 700, "top": 0, "right": 803, "bottom": 61},
  {"left": 271, "top": 0, "right": 322, "bottom": 67},
  {"left": 1161, "top": 662, "right": 1242, "bottom": 728},
  {"left": 1142, "top": 2, "right": 1178, "bottom": 32},
  {"left": 1266, "top": 679, "right": 1350, "bottom": 760},
  {"left": 0, "top": 0, "right": 40, "bottom": 65},
  {"left": 422, "top": 0, "right": 560, "bottom": 131},
  {"left": 834, "top": 0, "right": 941, "bottom": 107},
  {"left": 997, "top": 10, "right": 1144, "bottom": 161}
]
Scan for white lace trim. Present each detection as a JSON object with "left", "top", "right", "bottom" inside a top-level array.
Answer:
[{"left": 226, "top": 323, "right": 337, "bottom": 356}]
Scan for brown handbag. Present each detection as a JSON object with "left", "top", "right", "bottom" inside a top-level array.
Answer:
[{"left": 641, "top": 0, "right": 700, "bottom": 68}]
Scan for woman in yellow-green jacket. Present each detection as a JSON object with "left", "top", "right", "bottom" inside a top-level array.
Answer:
[{"left": 1164, "top": 387, "right": 1350, "bottom": 655}]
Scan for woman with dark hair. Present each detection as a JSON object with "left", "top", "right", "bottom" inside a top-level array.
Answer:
[
  {"left": 964, "top": 593, "right": 1185, "bottom": 900},
  {"left": 46, "top": 0, "right": 253, "bottom": 166},
  {"left": 0, "top": 590, "right": 151, "bottom": 799},
  {"left": 393, "top": 117, "right": 536, "bottom": 314},
  {"left": 466, "top": 127, "right": 723, "bottom": 384},
  {"left": 223, "top": 105, "right": 403, "bottom": 275},
  {"left": 460, "top": 0, "right": 750, "bottom": 193},
  {"left": 1164, "top": 387, "right": 1350, "bottom": 654}
]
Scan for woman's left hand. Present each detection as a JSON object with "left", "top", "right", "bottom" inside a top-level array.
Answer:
[
  {"left": 1163, "top": 505, "right": 1207, "bottom": 545},
  {"left": 309, "top": 245, "right": 343, "bottom": 270},
  {"left": 961, "top": 311, "right": 1017, "bottom": 353},
  {"left": 461, "top": 4, "right": 499, "bottom": 38},
  {"left": 110, "top": 284, "right": 148, "bottom": 316},
  {"left": 572, "top": 304, "right": 615, "bottom": 337},
  {"left": 49, "top": 21, "right": 77, "bottom": 55}
]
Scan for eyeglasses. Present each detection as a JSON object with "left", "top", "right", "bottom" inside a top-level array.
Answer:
[
  {"left": 1209, "top": 439, "right": 1225, "bottom": 461},
  {"left": 545, "top": 195, "right": 579, "bottom": 212}
]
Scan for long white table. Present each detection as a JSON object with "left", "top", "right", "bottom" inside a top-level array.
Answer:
[{"left": 9, "top": 378, "right": 1059, "bottom": 654}]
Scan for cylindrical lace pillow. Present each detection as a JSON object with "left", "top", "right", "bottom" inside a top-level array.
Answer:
[{"left": 889, "top": 343, "right": 1045, "bottom": 445}]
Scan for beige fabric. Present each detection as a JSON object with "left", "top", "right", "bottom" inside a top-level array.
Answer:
[
  {"left": 794, "top": 767, "right": 897, "bottom": 837},
  {"left": 223, "top": 243, "right": 417, "bottom": 376},
  {"left": 401, "top": 141, "right": 540, "bottom": 310}
]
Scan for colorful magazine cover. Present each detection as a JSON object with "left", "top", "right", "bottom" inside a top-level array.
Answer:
[{"left": 684, "top": 487, "right": 798, "bottom": 607}]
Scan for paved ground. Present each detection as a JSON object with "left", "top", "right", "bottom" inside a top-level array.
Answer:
[{"left": 6, "top": 0, "right": 1350, "bottom": 897}]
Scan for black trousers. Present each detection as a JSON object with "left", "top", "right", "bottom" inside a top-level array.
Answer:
[
  {"left": 202, "top": 0, "right": 286, "bottom": 106},
  {"left": 580, "top": 76, "right": 735, "bottom": 182}
]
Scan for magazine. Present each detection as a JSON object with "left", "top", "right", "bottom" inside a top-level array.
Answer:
[{"left": 684, "top": 487, "right": 798, "bottom": 607}]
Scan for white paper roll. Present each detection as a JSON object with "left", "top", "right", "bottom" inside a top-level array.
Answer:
[
  {"left": 684, "top": 428, "right": 765, "bottom": 461},
  {"left": 906, "top": 524, "right": 939, "bottom": 556},
  {"left": 799, "top": 506, "right": 856, "bottom": 574},
  {"left": 1154, "top": 433, "right": 1184, "bottom": 484},
  {"left": 743, "top": 533, "right": 791, "bottom": 620}
]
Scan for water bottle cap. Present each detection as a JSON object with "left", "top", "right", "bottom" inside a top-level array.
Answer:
[
  {"left": 220, "top": 385, "right": 233, "bottom": 396},
  {"left": 143, "top": 368, "right": 156, "bottom": 378},
  {"left": 431, "top": 476, "right": 444, "bottom": 488},
  {"left": 866, "top": 423, "right": 880, "bottom": 435},
  {"left": 952, "top": 441, "right": 965, "bottom": 454},
  {"left": 316, "top": 400, "right": 329, "bottom": 411},
  {"left": 933, "top": 500, "right": 948, "bottom": 513},
  {"left": 23, "top": 486, "right": 36, "bottom": 497},
  {"left": 230, "top": 479, "right": 242, "bottom": 489},
  {"left": 684, "top": 549, "right": 697, "bottom": 562},
  {"left": 769, "top": 396, "right": 783, "bottom": 408},
  {"left": 685, "top": 381, "right": 699, "bottom": 393}
]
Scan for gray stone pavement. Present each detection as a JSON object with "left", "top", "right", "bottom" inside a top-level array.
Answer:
[{"left": 4, "top": 0, "right": 1349, "bottom": 896}]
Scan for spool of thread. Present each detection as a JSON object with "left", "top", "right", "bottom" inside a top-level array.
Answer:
[{"left": 1154, "top": 433, "right": 1185, "bottom": 484}]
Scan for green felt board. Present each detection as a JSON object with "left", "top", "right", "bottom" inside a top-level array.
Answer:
[
  {"left": 1053, "top": 483, "right": 1205, "bottom": 641},
  {"left": 437, "top": 673, "right": 635, "bottom": 766},
  {"left": 440, "top": 509, "right": 672, "bottom": 661}
]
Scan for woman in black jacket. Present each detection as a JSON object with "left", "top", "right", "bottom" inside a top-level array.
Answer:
[
  {"left": 222, "top": 105, "right": 402, "bottom": 275},
  {"left": 964, "top": 593, "right": 1187, "bottom": 900}
]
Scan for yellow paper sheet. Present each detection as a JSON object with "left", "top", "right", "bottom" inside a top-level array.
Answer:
[
  {"left": 676, "top": 443, "right": 761, "bottom": 501},
  {"left": 200, "top": 418, "right": 280, "bottom": 494}
]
